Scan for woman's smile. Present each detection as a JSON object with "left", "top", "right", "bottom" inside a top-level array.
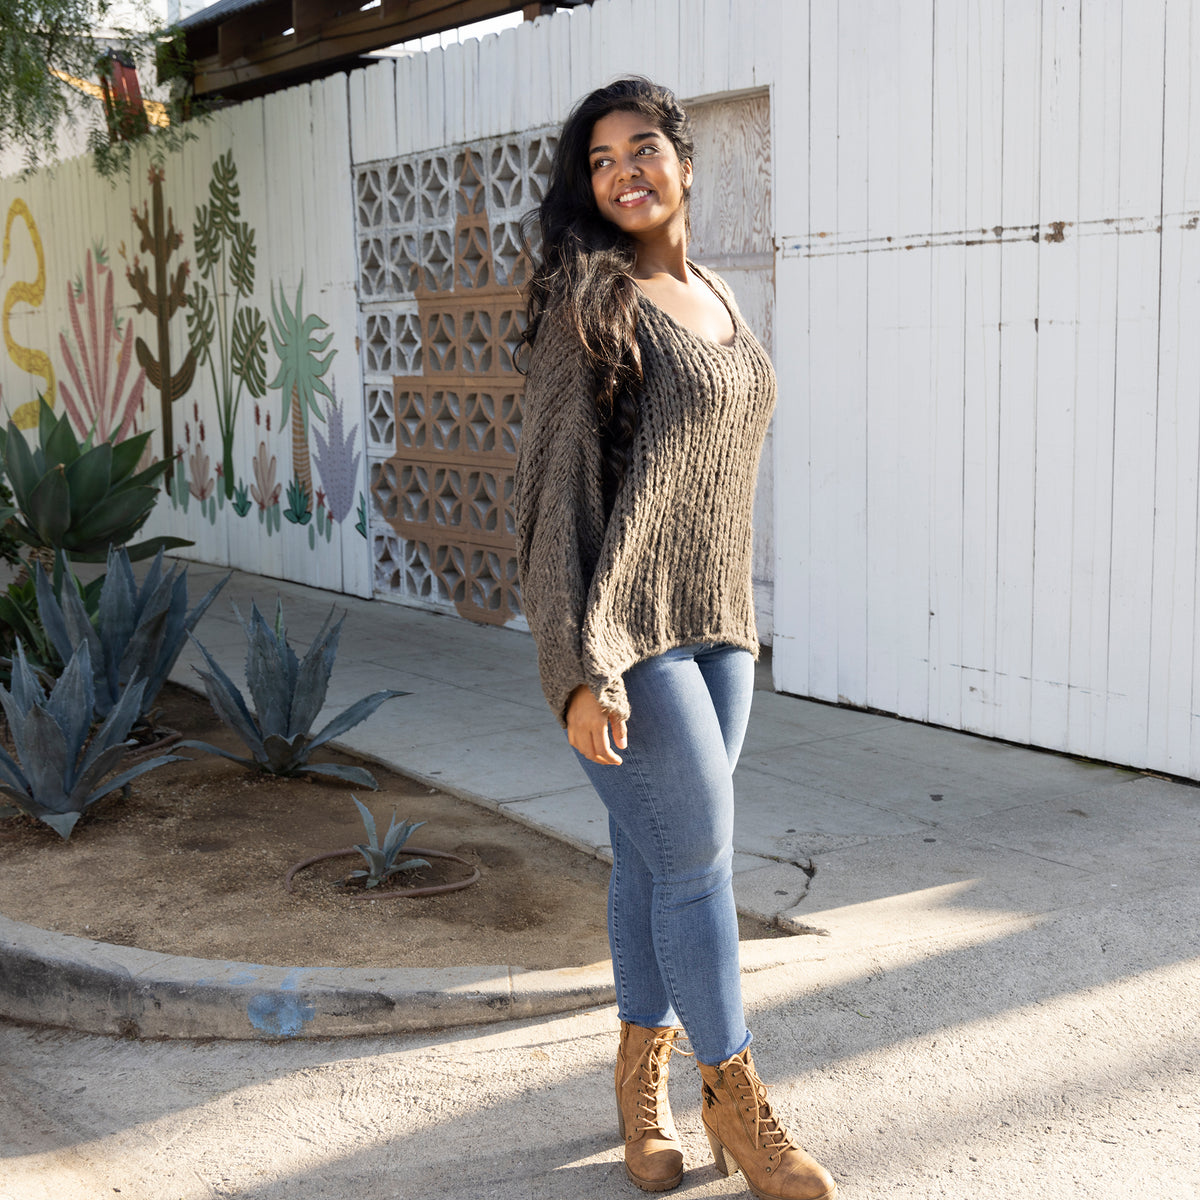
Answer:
[{"left": 588, "top": 109, "right": 692, "bottom": 239}]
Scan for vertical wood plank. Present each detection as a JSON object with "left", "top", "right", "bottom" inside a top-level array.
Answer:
[
  {"left": 651, "top": 0, "right": 682, "bottom": 96},
  {"left": 802, "top": 0, "right": 842, "bottom": 701},
  {"left": 863, "top": 0, "right": 903, "bottom": 714},
  {"left": 891, "top": 0, "right": 935, "bottom": 723},
  {"left": 927, "top": 0, "right": 968, "bottom": 730},
  {"left": 1067, "top": 0, "right": 1121, "bottom": 759},
  {"left": 834, "top": 0, "right": 870, "bottom": 707},
  {"left": 1028, "top": 0, "right": 1081, "bottom": 751},
  {"left": 1150, "top": 0, "right": 1200, "bottom": 772},
  {"left": 991, "top": 0, "right": 1042, "bottom": 745},
  {"left": 771, "top": 0, "right": 810, "bottom": 697},
  {"left": 1104, "top": 0, "right": 1166, "bottom": 767}
]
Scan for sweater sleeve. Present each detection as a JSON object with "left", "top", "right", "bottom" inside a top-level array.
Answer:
[{"left": 515, "top": 309, "right": 623, "bottom": 726}]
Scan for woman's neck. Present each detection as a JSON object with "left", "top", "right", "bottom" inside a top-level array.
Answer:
[{"left": 630, "top": 226, "right": 690, "bottom": 282}]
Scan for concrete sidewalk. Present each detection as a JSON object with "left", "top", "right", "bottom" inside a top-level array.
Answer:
[{"left": 2, "top": 564, "right": 1198, "bottom": 1197}]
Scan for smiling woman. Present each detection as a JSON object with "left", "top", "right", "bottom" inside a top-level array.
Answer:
[{"left": 513, "top": 79, "right": 839, "bottom": 1199}]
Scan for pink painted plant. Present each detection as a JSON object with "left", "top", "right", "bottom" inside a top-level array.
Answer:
[{"left": 59, "top": 246, "right": 147, "bottom": 443}]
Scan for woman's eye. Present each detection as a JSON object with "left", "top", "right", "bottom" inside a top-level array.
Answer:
[
  {"left": 590, "top": 157, "right": 610, "bottom": 171},
  {"left": 637, "top": 144, "right": 658, "bottom": 155}
]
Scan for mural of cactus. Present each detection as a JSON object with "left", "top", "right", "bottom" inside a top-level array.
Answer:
[
  {"left": 312, "top": 385, "right": 361, "bottom": 525},
  {"left": 59, "top": 244, "right": 147, "bottom": 443},
  {"left": 188, "top": 151, "right": 267, "bottom": 500},
  {"left": 127, "top": 165, "right": 196, "bottom": 483},
  {"left": 268, "top": 275, "right": 335, "bottom": 518}
]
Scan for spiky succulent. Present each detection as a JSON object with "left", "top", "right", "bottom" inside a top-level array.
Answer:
[
  {"left": 0, "top": 396, "right": 189, "bottom": 561},
  {"left": 36, "top": 547, "right": 228, "bottom": 722},
  {"left": 0, "top": 641, "right": 182, "bottom": 839},
  {"left": 347, "top": 796, "right": 430, "bottom": 888},
  {"left": 182, "top": 599, "right": 406, "bottom": 785}
]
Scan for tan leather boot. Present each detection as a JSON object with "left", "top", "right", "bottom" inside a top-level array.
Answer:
[
  {"left": 698, "top": 1050, "right": 837, "bottom": 1200},
  {"left": 615, "top": 1022, "right": 685, "bottom": 1192}
]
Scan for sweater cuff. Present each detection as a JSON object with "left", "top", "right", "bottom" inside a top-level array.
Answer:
[
  {"left": 595, "top": 676, "right": 630, "bottom": 724},
  {"left": 551, "top": 675, "right": 631, "bottom": 729}
]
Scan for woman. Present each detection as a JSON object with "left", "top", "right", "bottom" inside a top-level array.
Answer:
[{"left": 514, "top": 79, "right": 837, "bottom": 1200}]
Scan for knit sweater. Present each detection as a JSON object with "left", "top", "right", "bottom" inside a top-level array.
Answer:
[{"left": 514, "top": 264, "right": 776, "bottom": 726}]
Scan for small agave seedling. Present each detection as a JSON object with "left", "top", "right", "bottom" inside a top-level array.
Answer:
[
  {"left": 347, "top": 796, "right": 430, "bottom": 889},
  {"left": 184, "top": 599, "right": 407, "bottom": 787},
  {"left": 36, "top": 547, "right": 229, "bottom": 723},
  {"left": 0, "top": 641, "right": 183, "bottom": 839}
]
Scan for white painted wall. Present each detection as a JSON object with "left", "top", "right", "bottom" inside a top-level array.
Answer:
[{"left": 773, "top": 0, "right": 1200, "bottom": 778}]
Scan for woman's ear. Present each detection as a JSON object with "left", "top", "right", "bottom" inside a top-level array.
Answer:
[{"left": 682, "top": 157, "right": 694, "bottom": 189}]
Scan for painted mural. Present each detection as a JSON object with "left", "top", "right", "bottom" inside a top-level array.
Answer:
[
  {"left": 126, "top": 164, "right": 196, "bottom": 480},
  {"left": 59, "top": 243, "right": 147, "bottom": 443},
  {"left": 3, "top": 199, "right": 56, "bottom": 426},
  {"left": 0, "top": 123, "right": 368, "bottom": 593},
  {"left": 158, "top": 152, "right": 367, "bottom": 555}
]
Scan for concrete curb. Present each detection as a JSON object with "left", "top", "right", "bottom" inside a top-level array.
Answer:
[{"left": 0, "top": 914, "right": 616, "bottom": 1040}]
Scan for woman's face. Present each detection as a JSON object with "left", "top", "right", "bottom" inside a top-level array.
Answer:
[{"left": 587, "top": 109, "right": 692, "bottom": 244}]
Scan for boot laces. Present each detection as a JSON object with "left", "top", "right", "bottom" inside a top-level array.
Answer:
[
  {"left": 633, "top": 1031, "right": 691, "bottom": 1132},
  {"left": 731, "top": 1063, "right": 799, "bottom": 1156}
]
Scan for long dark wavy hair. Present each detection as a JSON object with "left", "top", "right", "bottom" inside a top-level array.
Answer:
[{"left": 517, "top": 78, "right": 695, "bottom": 500}]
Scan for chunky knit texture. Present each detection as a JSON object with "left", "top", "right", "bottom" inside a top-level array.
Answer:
[{"left": 515, "top": 264, "right": 776, "bottom": 726}]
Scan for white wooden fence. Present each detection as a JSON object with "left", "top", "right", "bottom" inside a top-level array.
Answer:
[
  {"left": 773, "top": 0, "right": 1200, "bottom": 778},
  {"left": 3, "top": 0, "right": 1200, "bottom": 778}
]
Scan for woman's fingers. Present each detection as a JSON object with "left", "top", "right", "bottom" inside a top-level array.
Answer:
[
  {"left": 593, "top": 720, "right": 623, "bottom": 766},
  {"left": 566, "top": 686, "right": 626, "bottom": 765},
  {"left": 611, "top": 716, "right": 628, "bottom": 750}
]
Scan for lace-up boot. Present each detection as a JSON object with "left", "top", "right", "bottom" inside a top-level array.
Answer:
[
  {"left": 698, "top": 1050, "right": 837, "bottom": 1200},
  {"left": 615, "top": 1022, "right": 686, "bottom": 1191}
]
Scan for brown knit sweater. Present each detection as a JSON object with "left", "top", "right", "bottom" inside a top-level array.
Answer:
[{"left": 514, "top": 264, "right": 776, "bottom": 726}]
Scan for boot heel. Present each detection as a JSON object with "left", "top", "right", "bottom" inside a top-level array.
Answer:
[{"left": 705, "top": 1127, "right": 733, "bottom": 1177}]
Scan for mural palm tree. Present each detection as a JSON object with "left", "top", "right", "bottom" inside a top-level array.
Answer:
[{"left": 268, "top": 277, "right": 335, "bottom": 520}]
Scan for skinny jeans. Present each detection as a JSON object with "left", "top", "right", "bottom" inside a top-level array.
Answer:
[{"left": 573, "top": 642, "right": 754, "bottom": 1065}]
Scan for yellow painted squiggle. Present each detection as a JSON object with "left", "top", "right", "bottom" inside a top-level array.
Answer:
[{"left": 3, "top": 198, "right": 55, "bottom": 428}]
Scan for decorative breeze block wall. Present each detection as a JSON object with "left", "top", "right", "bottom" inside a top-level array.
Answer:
[{"left": 357, "top": 130, "right": 557, "bottom": 624}]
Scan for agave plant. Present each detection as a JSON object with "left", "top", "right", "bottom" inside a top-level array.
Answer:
[
  {"left": 347, "top": 796, "right": 430, "bottom": 888},
  {"left": 0, "top": 566, "right": 105, "bottom": 686},
  {"left": 0, "top": 641, "right": 182, "bottom": 839},
  {"left": 184, "top": 599, "right": 406, "bottom": 786},
  {"left": 0, "top": 475, "right": 21, "bottom": 567},
  {"left": 35, "top": 547, "right": 228, "bottom": 723},
  {"left": 0, "top": 396, "right": 189, "bottom": 562}
]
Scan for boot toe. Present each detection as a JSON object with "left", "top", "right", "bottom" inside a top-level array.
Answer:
[{"left": 625, "top": 1136, "right": 684, "bottom": 1192}]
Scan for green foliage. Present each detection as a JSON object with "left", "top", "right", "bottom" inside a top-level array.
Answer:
[
  {"left": 0, "top": 476, "right": 21, "bottom": 567},
  {"left": 0, "top": 0, "right": 113, "bottom": 169},
  {"left": 283, "top": 478, "right": 311, "bottom": 525},
  {"left": 0, "top": 0, "right": 204, "bottom": 177},
  {"left": 268, "top": 277, "right": 335, "bottom": 437},
  {"left": 188, "top": 152, "right": 267, "bottom": 499},
  {"left": 347, "top": 797, "right": 429, "bottom": 889},
  {"left": 355, "top": 493, "right": 368, "bottom": 539},
  {"left": 0, "top": 640, "right": 182, "bottom": 839},
  {"left": 35, "top": 546, "right": 228, "bottom": 723},
  {"left": 231, "top": 480, "right": 252, "bottom": 518},
  {"left": 0, "top": 396, "right": 188, "bottom": 561},
  {"left": 0, "top": 565, "right": 103, "bottom": 685},
  {"left": 182, "top": 599, "right": 407, "bottom": 785}
]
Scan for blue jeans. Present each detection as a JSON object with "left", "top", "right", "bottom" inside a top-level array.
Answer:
[{"left": 574, "top": 642, "right": 755, "bottom": 1065}]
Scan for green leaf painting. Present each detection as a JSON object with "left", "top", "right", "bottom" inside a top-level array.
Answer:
[
  {"left": 269, "top": 276, "right": 336, "bottom": 519},
  {"left": 187, "top": 152, "right": 267, "bottom": 500}
]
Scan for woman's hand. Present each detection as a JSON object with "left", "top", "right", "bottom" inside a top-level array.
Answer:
[{"left": 566, "top": 685, "right": 628, "bottom": 765}]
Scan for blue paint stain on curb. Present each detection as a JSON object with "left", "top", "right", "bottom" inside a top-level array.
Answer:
[{"left": 246, "top": 969, "right": 316, "bottom": 1037}]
